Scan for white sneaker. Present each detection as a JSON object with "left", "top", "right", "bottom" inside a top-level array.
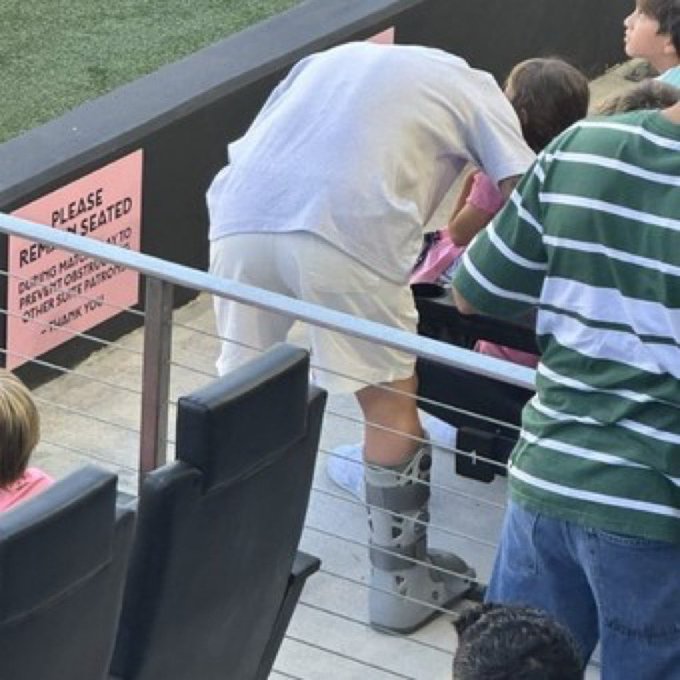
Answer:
[
  {"left": 326, "top": 442, "right": 364, "bottom": 500},
  {"left": 421, "top": 413, "right": 457, "bottom": 451}
]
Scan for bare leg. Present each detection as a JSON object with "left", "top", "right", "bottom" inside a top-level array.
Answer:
[{"left": 356, "top": 373, "right": 423, "bottom": 467}]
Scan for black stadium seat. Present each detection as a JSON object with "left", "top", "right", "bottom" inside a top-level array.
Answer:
[
  {"left": 0, "top": 466, "right": 135, "bottom": 680},
  {"left": 110, "top": 344, "right": 327, "bottom": 680}
]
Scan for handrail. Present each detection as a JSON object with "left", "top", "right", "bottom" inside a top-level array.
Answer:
[{"left": 0, "top": 211, "right": 536, "bottom": 391}]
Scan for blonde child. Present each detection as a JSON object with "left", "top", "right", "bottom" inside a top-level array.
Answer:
[{"left": 0, "top": 370, "right": 52, "bottom": 511}]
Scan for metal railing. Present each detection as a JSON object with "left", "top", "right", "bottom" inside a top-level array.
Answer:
[
  {"left": 0, "top": 210, "right": 535, "bottom": 473},
  {"left": 0, "top": 211, "right": 545, "bottom": 679}
]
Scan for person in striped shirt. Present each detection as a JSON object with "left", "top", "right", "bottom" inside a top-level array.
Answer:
[{"left": 452, "top": 100, "right": 680, "bottom": 679}]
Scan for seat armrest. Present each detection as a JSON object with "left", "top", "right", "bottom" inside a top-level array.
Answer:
[
  {"left": 254, "top": 550, "right": 322, "bottom": 680},
  {"left": 291, "top": 551, "right": 321, "bottom": 581}
]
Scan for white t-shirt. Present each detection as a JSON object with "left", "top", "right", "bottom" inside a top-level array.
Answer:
[{"left": 207, "top": 42, "right": 534, "bottom": 283}]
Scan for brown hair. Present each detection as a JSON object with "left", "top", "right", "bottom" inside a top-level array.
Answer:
[
  {"left": 505, "top": 58, "right": 590, "bottom": 152},
  {"left": 0, "top": 370, "right": 40, "bottom": 487},
  {"left": 638, "top": 0, "right": 680, "bottom": 53},
  {"left": 596, "top": 79, "right": 680, "bottom": 114}
]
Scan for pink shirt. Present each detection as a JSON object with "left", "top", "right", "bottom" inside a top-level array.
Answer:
[
  {"left": 410, "top": 173, "right": 504, "bottom": 285},
  {"left": 474, "top": 339, "right": 539, "bottom": 368},
  {"left": 411, "top": 171, "right": 538, "bottom": 368},
  {"left": 467, "top": 172, "right": 505, "bottom": 215},
  {"left": 468, "top": 173, "right": 539, "bottom": 367},
  {"left": 0, "top": 467, "right": 54, "bottom": 512}
]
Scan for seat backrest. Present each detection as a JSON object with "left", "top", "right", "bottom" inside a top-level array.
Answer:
[
  {"left": 111, "top": 344, "right": 327, "bottom": 680},
  {"left": 0, "top": 466, "right": 135, "bottom": 680}
]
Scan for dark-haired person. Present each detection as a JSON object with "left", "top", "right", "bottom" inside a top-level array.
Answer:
[
  {"left": 453, "top": 96, "right": 680, "bottom": 678},
  {"left": 453, "top": 603, "right": 583, "bottom": 680},
  {"left": 624, "top": 0, "right": 680, "bottom": 86}
]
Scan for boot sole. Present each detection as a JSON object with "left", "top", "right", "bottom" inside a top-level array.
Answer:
[{"left": 368, "top": 574, "right": 477, "bottom": 635}]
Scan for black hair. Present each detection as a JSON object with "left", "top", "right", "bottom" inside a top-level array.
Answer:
[
  {"left": 639, "top": 0, "right": 680, "bottom": 53},
  {"left": 453, "top": 603, "right": 584, "bottom": 680}
]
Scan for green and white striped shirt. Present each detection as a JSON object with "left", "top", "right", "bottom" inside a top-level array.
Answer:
[{"left": 454, "top": 110, "right": 680, "bottom": 543}]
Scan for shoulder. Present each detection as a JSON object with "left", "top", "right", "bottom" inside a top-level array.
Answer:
[
  {"left": 0, "top": 468, "right": 53, "bottom": 512},
  {"left": 658, "top": 65, "right": 680, "bottom": 87},
  {"left": 23, "top": 467, "right": 54, "bottom": 485}
]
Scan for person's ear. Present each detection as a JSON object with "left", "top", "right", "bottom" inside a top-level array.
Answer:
[{"left": 662, "top": 36, "right": 677, "bottom": 57}]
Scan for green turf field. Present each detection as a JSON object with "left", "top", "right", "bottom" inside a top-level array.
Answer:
[{"left": 0, "top": 0, "right": 302, "bottom": 144}]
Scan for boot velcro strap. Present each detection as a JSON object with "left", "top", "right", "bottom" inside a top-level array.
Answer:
[
  {"left": 369, "top": 536, "right": 427, "bottom": 571},
  {"left": 365, "top": 481, "right": 429, "bottom": 514}
]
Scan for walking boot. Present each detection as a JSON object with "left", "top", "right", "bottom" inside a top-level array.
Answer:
[{"left": 365, "top": 439, "right": 475, "bottom": 633}]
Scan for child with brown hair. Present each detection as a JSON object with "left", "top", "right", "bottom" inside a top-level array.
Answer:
[
  {"left": 411, "top": 57, "right": 589, "bottom": 367},
  {"left": 0, "top": 369, "right": 52, "bottom": 511},
  {"left": 447, "top": 58, "right": 590, "bottom": 251},
  {"left": 330, "top": 58, "right": 589, "bottom": 497},
  {"left": 412, "top": 58, "right": 589, "bottom": 289}
]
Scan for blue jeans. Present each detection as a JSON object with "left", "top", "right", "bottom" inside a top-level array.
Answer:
[{"left": 487, "top": 501, "right": 680, "bottom": 680}]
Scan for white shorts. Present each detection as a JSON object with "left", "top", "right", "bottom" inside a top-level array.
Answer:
[{"left": 209, "top": 231, "right": 418, "bottom": 393}]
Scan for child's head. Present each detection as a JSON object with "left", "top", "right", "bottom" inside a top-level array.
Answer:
[
  {"left": 504, "top": 58, "right": 590, "bottom": 153},
  {"left": 595, "top": 79, "right": 680, "bottom": 114},
  {"left": 0, "top": 370, "right": 40, "bottom": 487},
  {"left": 453, "top": 603, "right": 584, "bottom": 680},
  {"left": 624, "top": 1, "right": 680, "bottom": 72}
]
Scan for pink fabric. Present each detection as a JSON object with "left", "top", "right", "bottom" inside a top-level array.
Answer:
[
  {"left": 468, "top": 172, "right": 538, "bottom": 367},
  {"left": 0, "top": 467, "right": 54, "bottom": 512},
  {"left": 467, "top": 172, "right": 505, "bottom": 215},
  {"left": 410, "top": 171, "right": 539, "bottom": 368},
  {"left": 409, "top": 228, "right": 465, "bottom": 284},
  {"left": 475, "top": 339, "right": 539, "bottom": 368}
]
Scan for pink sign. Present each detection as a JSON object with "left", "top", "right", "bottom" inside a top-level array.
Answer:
[
  {"left": 369, "top": 27, "right": 395, "bottom": 44},
  {"left": 7, "top": 150, "right": 143, "bottom": 369}
]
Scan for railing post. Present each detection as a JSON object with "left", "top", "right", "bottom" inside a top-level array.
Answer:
[{"left": 139, "top": 277, "right": 174, "bottom": 490}]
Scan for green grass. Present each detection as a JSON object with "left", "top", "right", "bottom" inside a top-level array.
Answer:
[{"left": 0, "top": 0, "right": 302, "bottom": 143}]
